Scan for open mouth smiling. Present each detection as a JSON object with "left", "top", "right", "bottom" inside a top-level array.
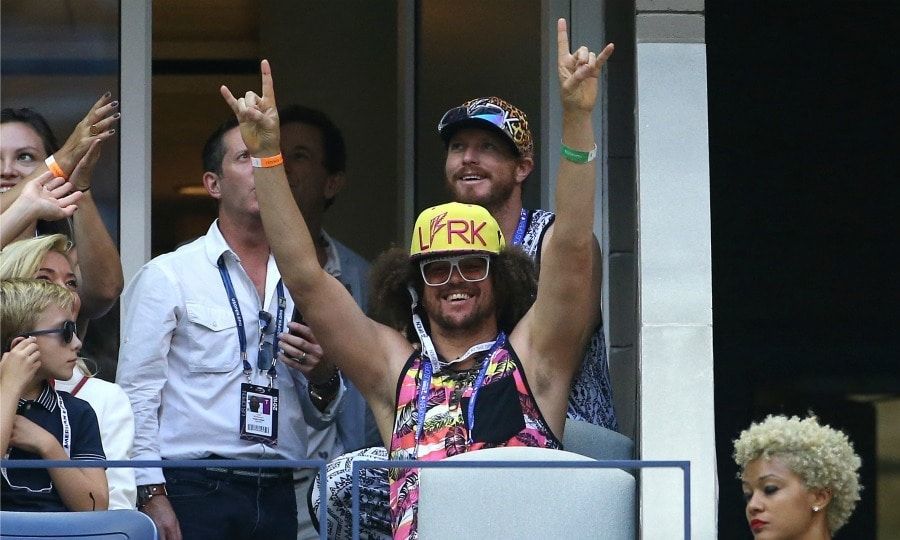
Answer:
[{"left": 446, "top": 292, "right": 472, "bottom": 302}]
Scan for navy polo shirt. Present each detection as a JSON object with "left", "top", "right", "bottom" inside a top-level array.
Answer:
[{"left": 1, "top": 383, "right": 105, "bottom": 511}]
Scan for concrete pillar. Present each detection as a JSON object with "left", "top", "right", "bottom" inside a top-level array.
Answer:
[
  {"left": 119, "top": 0, "right": 152, "bottom": 285},
  {"left": 634, "top": 1, "right": 715, "bottom": 538}
]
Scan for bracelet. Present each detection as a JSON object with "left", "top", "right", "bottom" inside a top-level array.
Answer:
[
  {"left": 136, "top": 483, "right": 167, "bottom": 507},
  {"left": 45, "top": 155, "right": 68, "bottom": 180},
  {"left": 561, "top": 142, "right": 597, "bottom": 164},
  {"left": 250, "top": 153, "right": 284, "bottom": 168}
]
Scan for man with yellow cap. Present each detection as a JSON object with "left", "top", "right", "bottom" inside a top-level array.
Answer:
[{"left": 221, "top": 18, "right": 613, "bottom": 540}]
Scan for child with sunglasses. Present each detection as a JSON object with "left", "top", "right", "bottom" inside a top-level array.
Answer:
[{"left": 0, "top": 278, "right": 108, "bottom": 511}]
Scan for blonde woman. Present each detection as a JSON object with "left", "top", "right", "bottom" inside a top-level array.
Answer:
[
  {"left": 734, "top": 414, "right": 862, "bottom": 539},
  {"left": 0, "top": 235, "right": 136, "bottom": 509}
]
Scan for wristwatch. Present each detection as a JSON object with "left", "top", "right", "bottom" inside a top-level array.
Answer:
[{"left": 136, "top": 483, "right": 167, "bottom": 507}]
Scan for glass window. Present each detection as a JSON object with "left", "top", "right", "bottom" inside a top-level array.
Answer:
[{"left": 2, "top": 0, "right": 121, "bottom": 378}]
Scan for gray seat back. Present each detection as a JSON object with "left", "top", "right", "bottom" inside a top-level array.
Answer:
[
  {"left": 563, "top": 419, "right": 635, "bottom": 461},
  {"left": 417, "top": 446, "right": 636, "bottom": 540}
]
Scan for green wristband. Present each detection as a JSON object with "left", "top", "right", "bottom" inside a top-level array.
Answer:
[{"left": 561, "top": 142, "right": 598, "bottom": 164}]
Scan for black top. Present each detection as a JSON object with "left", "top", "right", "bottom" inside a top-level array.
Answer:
[{"left": 1, "top": 383, "right": 105, "bottom": 511}]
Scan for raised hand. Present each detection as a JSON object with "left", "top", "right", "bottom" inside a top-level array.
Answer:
[
  {"left": 1, "top": 174, "right": 83, "bottom": 247},
  {"left": 19, "top": 172, "right": 83, "bottom": 221},
  {"left": 556, "top": 18, "right": 614, "bottom": 112},
  {"left": 69, "top": 139, "right": 102, "bottom": 192},
  {"left": 219, "top": 59, "right": 281, "bottom": 156},
  {"left": 58, "top": 93, "right": 120, "bottom": 168}
]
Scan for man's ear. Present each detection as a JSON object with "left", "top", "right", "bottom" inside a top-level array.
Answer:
[
  {"left": 324, "top": 171, "right": 347, "bottom": 200},
  {"left": 515, "top": 156, "right": 534, "bottom": 185},
  {"left": 202, "top": 171, "right": 222, "bottom": 200}
]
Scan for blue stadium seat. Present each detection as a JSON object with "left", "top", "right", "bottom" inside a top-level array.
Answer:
[
  {"left": 0, "top": 510, "right": 158, "bottom": 539},
  {"left": 417, "top": 447, "right": 636, "bottom": 539}
]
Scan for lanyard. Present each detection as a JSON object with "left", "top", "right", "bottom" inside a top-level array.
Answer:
[
  {"left": 57, "top": 391, "right": 71, "bottom": 456},
  {"left": 465, "top": 332, "right": 506, "bottom": 443},
  {"left": 216, "top": 255, "right": 285, "bottom": 385},
  {"left": 407, "top": 285, "right": 440, "bottom": 373},
  {"left": 512, "top": 208, "right": 529, "bottom": 246},
  {"left": 413, "top": 332, "right": 507, "bottom": 454}
]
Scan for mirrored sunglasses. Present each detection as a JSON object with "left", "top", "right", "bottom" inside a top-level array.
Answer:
[
  {"left": 438, "top": 103, "right": 506, "bottom": 132},
  {"left": 420, "top": 255, "right": 491, "bottom": 287},
  {"left": 18, "top": 320, "right": 77, "bottom": 344}
]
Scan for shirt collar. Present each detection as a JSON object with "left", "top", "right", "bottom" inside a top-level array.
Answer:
[
  {"left": 319, "top": 230, "right": 342, "bottom": 279},
  {"left": 18, "top": 382, "right": 58, "bottom": 412},
  {"left": 204, "top": 219, "right": 285, "bottom": 310},
  {"left": 204, "top": 219, "right": 237, "bottom": 266}
]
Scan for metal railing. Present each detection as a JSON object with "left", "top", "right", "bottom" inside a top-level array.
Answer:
[{"left": 2, "top": 457, "right": 692, "bottom": 539}]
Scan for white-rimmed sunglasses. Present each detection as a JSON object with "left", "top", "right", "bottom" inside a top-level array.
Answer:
[{"left": 419, "top": 255, "right": 491, "bottom": 287}]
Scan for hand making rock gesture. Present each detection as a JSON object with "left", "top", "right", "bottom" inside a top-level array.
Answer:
[
  {"left": 219, "top": 60, "right": 281, "bottom": 157},
  {"left": 557, "top": 18, "right": 614, "bottom": 113}
]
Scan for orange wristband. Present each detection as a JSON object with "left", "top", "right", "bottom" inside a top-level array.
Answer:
[
  {"left": 45, "top": 155, "right": 68, "bottom": 180},
  {"left": 250, "top": 153, "right": 284, "bottom": 168}
]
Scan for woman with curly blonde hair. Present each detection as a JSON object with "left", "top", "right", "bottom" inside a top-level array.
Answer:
[{"left": 734, "top": 414, "right": 862, "bottom": 539}]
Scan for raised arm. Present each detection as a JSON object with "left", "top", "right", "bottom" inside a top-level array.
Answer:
[
  {"left": 514, "top": 19, "right": 614, "bottom": 375},
  {"left": 0, "top": 94, "right": 118, "bottom": 214},
  {"left": 67, "top": 140, "right": 124, "bottom": 319},
  {"left": 219, "top": 62, "right": 410, "bottom": 409}
]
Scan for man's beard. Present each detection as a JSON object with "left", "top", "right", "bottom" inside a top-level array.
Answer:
[
  {"left": 448, "top": 175, "right": 516, "bottom": 213},
  {"left": 424, "top": 292, "right": 494, "bottom": 335}
]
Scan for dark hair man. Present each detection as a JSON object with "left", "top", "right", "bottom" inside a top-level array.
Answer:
[{"left": 117, "top": 112, "right": 366, "bottom": 539}]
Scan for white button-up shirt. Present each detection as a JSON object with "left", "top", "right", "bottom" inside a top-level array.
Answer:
[{"left": 117, "top": 221, "right": 344, "bottom": 485}]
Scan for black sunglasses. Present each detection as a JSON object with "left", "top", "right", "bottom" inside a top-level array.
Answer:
[{"left": 18, "top": 320, "right": 77, "bottom": 344}]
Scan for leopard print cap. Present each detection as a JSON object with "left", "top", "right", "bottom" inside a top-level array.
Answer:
[{"left": 439, "top": 96, "right": 534, "bottom": 158}]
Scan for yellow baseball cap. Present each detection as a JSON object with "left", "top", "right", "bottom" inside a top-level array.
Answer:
[{"left": 410, "top": 202, "right": 505, "bottom": 259}]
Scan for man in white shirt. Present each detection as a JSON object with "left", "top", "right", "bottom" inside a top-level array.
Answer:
[{"left": 117, "top": 116, "right": 353, "bottom": 540}]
